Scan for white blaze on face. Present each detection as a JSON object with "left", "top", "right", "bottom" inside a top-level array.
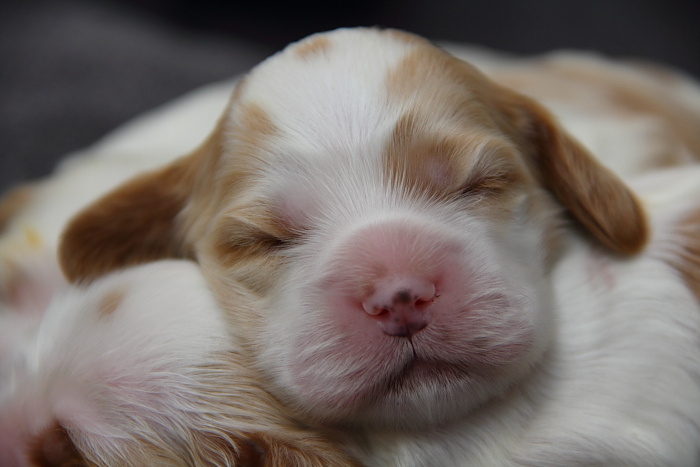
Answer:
[{"left": 219, "top": 30, "right": 556, "bottom": 429}]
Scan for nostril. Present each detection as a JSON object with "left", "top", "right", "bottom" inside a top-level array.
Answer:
[
  {"left": 361, "top": 276, "right": 437, "bottom": 337},
  {"left": 362, "top": 279, "right": 436, "bottom": 312},
  {"left": 364, "top": 304, "right": 391, "bottom": 316}
]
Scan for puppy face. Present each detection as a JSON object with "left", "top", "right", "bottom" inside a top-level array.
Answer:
[{"left": 59, "top": 29, "right": 647, "bottom": 429}]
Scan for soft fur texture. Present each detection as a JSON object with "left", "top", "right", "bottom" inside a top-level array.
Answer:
[
  {"left": 0, "top": 82, "right": 357, "bottom": 465},
  {"left": 0, "top": 260, "right": 357, "bottom": 466},
  {"left": 4, "top": 27, "right": 700, "bottom": 465}
]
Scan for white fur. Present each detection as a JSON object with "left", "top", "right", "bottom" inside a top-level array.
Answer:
[
  {"left": 345, "top": 210, "right": 700, "bottom": 467},
  {"left": 210, "top": 29, "right": 700, "bottom": 465},
  {"left": 4, "top": 28, "right": 700, "bottom": 467},
  {"left": 0, "top": 261, "right": 228, "bottom": 464}
]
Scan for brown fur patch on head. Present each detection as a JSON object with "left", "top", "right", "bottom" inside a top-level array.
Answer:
[
  {"left": 184, "top": 102, "right": 283, "bottom": 296},
  {"left": 385, "top": 44, "right": 648, "bottom": 255},
  {"left": 293, "top": 35, "right": 331, "bottom": 60},
  {"left": 0, "top": 183, "right": 34, "bottom": 233},
  {"left": 384, "top": 110, "right": 530, "bottom": 219},
  {"left": 97, "top": 288, "right": 126, "bottom": 318},
  {"left": 28, "top": 421, "right": 87, "bottom": 467},
  {"left": 384, "top": 46, "right": 533, "bottom": 212}
]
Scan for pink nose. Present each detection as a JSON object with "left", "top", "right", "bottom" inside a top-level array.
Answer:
[{"left": 362, "top": 276, "right": 436, "bottom": 337}]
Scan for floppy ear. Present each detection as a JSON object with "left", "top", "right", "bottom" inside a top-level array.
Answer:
[
  {"left": 58, "top": 126, "right": 224, "bottom": 284},
  {"left": 516, "top": 96, "right": 649, "bottom": 255}
]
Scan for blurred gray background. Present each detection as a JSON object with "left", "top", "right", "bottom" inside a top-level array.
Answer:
[{"left": 1, "top": 0, "right": 698, "bottom": 195}]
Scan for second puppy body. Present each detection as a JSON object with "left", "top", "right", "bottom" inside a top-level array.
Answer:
[{"left": 0, "top": 260, "right": 356, "bottom": 466}]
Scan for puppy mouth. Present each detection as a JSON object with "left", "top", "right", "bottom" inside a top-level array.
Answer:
[{"left": 378, "top": 343, "right": 471, "bottom": 396}]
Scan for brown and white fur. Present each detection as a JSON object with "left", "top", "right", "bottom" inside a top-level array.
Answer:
[
  {"left": 5, "top": 27, "right": 700, "bottom": 465},
  {"left": 0, "top": 86, "right": 357, "bottom": 465},
  {"left": 0, "top": 260, "right": 357, "bottom": 466}
]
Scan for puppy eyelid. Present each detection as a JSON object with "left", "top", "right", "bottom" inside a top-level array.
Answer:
[
  {"left": 222, "top": 219, "right": 289, "bottom": 252},
  {"left": 459, "top": 172, "right": 512, "bottom": 198}
]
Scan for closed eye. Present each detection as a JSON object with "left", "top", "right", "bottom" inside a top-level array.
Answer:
[
  {"left": 218, "top": 218, "right": 291, "bottom": 255},
  {"left": 459, "top": 171, "right": 514, "bottom": 198},
  {"left": 458, "top": 139, "right": 523, "bottom": 200}
]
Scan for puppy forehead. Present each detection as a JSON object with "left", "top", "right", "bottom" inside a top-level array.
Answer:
[
  {"left": 229, "top": 30, "right": 427, "bottom": 162},
  {"left": 223, "top": 29, "right": 510, "bottom": 208}
]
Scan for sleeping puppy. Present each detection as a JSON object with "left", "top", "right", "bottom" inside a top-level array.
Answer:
[
  {"left": 57, "top": 28, "right": 700, "bottom": 465},
  {"left": 0, "top": 260, "right": 357, "bottom": 466},
  {"left": 0, "top": 85, "right": 356, "bottom": 466}
]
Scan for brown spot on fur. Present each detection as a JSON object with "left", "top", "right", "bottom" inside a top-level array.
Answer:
[
  {"left": 59, "top": 153, "right": 198, "bottom": 284},
  {"left": 385, "top": 44, "right": 648, "bottom": 255},
  {"left": 230, "top": 102, "right": 278, "bottom": 169},
  {"left": 238, "top": 103, "right": 277, "bottom": 139},
  {"left": 97, "top": 288, "right": 126, "bottom": 318},
  {"left": 383, "top": 48, "right": 532, "bottom": 211},
  {"left": 386, "top": 43, "right": 648, "bottom": 254},
  {"left": 384, "top": 110, "right": 528, "bottom": 216},
  {"left": 294, "top": 36, "right": 331, "bottom": 60},
  {"left": 28, "top": 421, "right": 87, "bottom": 467},
  {"left": 0, "top": 183, "right": 34, "bottom": 233}
]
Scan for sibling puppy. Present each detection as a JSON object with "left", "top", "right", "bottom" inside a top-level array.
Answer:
[
  {"left": 57, "top": 28, "right": 700, "bottom": 465},
  {"left": 0, "top": 260, "right": 356, "bottom": 466},
  {"left": 0, "top": 77, "right": 234, "bottom": 325}
]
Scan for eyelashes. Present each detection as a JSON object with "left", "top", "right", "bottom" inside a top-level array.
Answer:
[
  {"left": 458, "top": 168, "right": 518, "bottom": 199},
  {"left": 216, "top": 217, "right": 292, "bottom": 258}
]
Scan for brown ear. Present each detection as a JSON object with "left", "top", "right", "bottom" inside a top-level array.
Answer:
[
  {"left": 58, "top": 155, "right": 197, "bottom": 284},
  {"left": 520, "top": 98, "right": 649, "bottom": 255},
  {"left": 59, "top": 112, "right": 232, "bottom": 284}
]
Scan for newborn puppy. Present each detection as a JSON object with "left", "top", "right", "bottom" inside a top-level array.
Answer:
[
  {"left": 0, "top": 260, "right": 356, "bottom": 466},
  {"left": 0, "top": 77, "right": 234, "bottom": 327},
  {"left": 58, "top": 28, "right": 700, "bottom": 465}
]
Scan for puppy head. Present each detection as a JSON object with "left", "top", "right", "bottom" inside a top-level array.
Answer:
[
  {"left": 0, "top": 261, "right": 356, "bottom": 466},
  {"left": 59, "top": 28, "right": 647, "bottom": 428}
]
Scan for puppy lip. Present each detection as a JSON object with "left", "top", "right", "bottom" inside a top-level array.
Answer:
[{"left": 379, "top": 354, "right": 471, "bottom": 398}]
